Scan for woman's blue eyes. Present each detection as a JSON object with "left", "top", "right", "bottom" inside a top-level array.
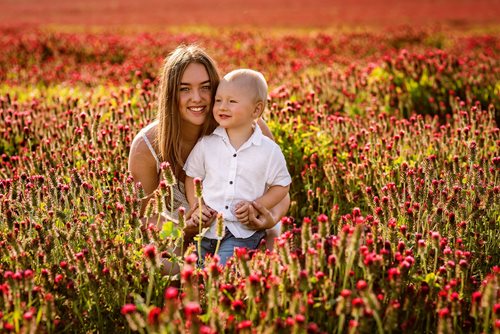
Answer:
[{"left": 180, "top": 86, "right": 211, "bottom": 92}]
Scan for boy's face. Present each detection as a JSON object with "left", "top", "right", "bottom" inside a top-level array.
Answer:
[{"left": 213, "top": 78, "right": 262, "bottom": 131}]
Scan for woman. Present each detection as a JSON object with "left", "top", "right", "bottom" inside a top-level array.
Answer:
[{"left": 128, "top": 44, "right": 290, "bottom": 271}]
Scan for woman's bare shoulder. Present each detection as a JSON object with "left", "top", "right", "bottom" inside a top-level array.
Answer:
[
  {"left": 128, "top": 123, "right": 160, "bottom": 194},
  {"left": 130, "top": 122, "right": 158, "bottom": 150}
]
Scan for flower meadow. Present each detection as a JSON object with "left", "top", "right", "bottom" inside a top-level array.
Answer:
[{"left": 0, "top": 26, "right": 499, "bottom": 333}]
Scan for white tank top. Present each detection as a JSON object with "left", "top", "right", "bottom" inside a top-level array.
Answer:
[{"left": 139, "top": 123, "right": 190, "bottom": 221}]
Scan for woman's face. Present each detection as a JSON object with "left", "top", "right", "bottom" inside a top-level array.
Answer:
[{"left": 178, "top": 62, "right": 212, "bottom": 127}]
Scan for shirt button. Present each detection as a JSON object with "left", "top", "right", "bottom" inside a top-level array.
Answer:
[
  {"left": 229, "top": 181, "right": 233, "bottom": 184},
  {"left": 233, "top": 154, "right": 237, "bottom": 157}
]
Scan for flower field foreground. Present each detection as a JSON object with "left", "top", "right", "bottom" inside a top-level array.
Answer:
[{"left": 0, "top": 27, "right": 499, "bottom": 333}]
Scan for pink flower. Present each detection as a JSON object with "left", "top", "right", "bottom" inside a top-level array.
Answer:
[
  {"left": 295, "top": 314, "right": 305, "bottom": 323},
  {"left": 438, "top": 307, "right": 449, "bottom": 318},
  {"left": 121, "top": 304, "right": 137, "bottom": 315},
  {"left": 234, "top": 247, "right": 248, "bottom": 259},
  {"left": 23, "top": 310, "right": 34, "bottom": 321},
  {"left": 315, "top": 271, "right": 325, "bottom": 280},
  {"left": 200, "top": 325, "right": 215, "bottom": 334},
  {"left": 184, "top": 302, "right": 202, "bottom": 317},
  {"left": 231, "top": 299, "right": 245, "bottom": 312},
  {"left": 237, "top": 320, "right": 252, "bottom": 330},
  {"left": 249, "top": 273, "right": 260, "bottom": 284},
  {"left": 185, "top": 253, "right": 198, "bottom": 264},
  {"left": 352, "top": 298, "right": 364, "bottom": 308},
  {"left": 181, "top": 265, "right": 194, "bottom": 281},
  {"left": 340, "top": 289, "right": 351, "bottom": 298},
  {"left": 388, "top": 267, "right": 400, "bottom": 281},
  {"left": 317, "top": 214, "right": 328, "bottom": 223},
  {"left": 165, "top": 287, "right": 178, "bottom": 300},
  {"left": 143, "top": 245, "right": 156, "bottom": 260},
  {"left": 147, "top": 307, "right": 161, "bottom": 325},
  {"left": 493, "top": 303, "right": 500, "bottom": 315},
  {"left": 356, "top": 280, "right": 368, "bottom": 291},
  {"left": 352, "top": 207, "right": 361, "bottom": 217},
  {"left": 54, "top": 274, "right": 64, "bottom": 284},
  {"left": 23, "top": 269, "right": 34, "bottom": 279}
]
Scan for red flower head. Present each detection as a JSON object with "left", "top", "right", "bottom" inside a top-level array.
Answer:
[
  {"left": 184, "top": 301, "right": 202, "bottom": 317},
  {"left": 237, "top": 320, "right": 252, "bottom": 330},
  {"left": 181, "top": 265, "right": 194, "bottom": 281},
  {"left": 23, "top": 310, "right": 34, "bottom": 321},
  {"left": 165, "top": 287, "right": 178, "bottom": 300},
  {"left": 438, "top": 307, "right": 450, "bottom": 318},
  {"left": 356, "top": 280, "right": 368, "bottom": 291},
  {"left": 317, "top": 214, "right": 328, "bottom": 223},
  {"left": 234, "top": 247, "right": 248, "bottom": 259},
  {"left": 143, "top": 244, "right": 156, "bottom": 260},
  {"left": 232, "top": 299, "right": 245, "bottom": 312},
  {"left": 185, "top": 253, "right": 198, "bottom": 264},
  {"left": 352, "top": 297, "right": 364, "bottom": 308},
  {"left": 340, "top": 289, "right": 351, "bottom": 298},
  {"left": 147, "top": 307, "right": 161, "bottom": 325},
  {"left": 121, "top": 304, "right": 137, "bottom": 315}
]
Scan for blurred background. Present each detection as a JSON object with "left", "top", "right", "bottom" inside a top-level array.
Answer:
[{"left": 1, "top": 0, "right": 499, "bottom": 29}]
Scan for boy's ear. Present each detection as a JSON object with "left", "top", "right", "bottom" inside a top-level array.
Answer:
[{"left": 253, "top": 101, "right": 264, "bottom": 118}]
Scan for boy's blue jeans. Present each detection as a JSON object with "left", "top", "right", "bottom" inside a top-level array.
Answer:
[{"left": 200, "top": 228, "right": 265, "bottom": 266}]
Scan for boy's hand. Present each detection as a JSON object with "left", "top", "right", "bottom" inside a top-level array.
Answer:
[{"left": 234, "top": 200, "right": 253, "bottom": 223}]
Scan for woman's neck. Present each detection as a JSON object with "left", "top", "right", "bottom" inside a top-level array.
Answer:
[
  {"left": 181, "top": 119, "right": 202, "bottom": 142},
  {"left": 180, "top": 120, "right": 203, "bottom": 159}
]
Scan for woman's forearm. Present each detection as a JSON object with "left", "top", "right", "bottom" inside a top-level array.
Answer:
[{"left": 269, "top": 192, "right": 290, "bottom": 223}]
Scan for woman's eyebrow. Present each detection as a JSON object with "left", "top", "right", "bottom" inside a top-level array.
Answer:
[{"left": 180, "top": 80, "right": 211, "bottom": 86}]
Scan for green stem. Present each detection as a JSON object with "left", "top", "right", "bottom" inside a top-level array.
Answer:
[
  {"left": 146, "top": 265, "right": 155, "bottom": 305},
  {"left": 214, "top": 237, "right": 222, "bottom": 258},
  {"left": 197, "top": 197, "right": 203, "bottom": 267}
]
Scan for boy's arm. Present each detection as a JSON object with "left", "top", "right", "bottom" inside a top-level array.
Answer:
[
  {"left": 235, "top": 185, "right": 290, "bottom": 227},
  {"left": 254, "top": 184, "right": 290, "bottom": 211}
]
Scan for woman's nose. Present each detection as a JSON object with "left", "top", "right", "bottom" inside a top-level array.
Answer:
[{"left": 191, "top": 88, "right": 202, "bottom": 102}]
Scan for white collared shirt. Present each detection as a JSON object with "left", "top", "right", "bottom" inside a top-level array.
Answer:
[{"left": 184, "top": 125, "right": 291, "bottom": 239}]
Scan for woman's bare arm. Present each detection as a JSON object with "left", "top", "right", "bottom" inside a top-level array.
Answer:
[
  {"left": 257, "top": 117, "right": 275, "bottom": 141},
  {"left": 128, "top": 131, "right": 160, "bottom": 218}
]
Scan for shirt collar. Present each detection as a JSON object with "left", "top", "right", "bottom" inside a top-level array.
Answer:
[{"left": 213, "top": 124, "right": 263, "bottom": 147}]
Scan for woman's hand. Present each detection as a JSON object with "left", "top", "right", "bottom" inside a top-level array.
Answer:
[
  {"left": 184, "top": 202, "right": 216, "bottom": 237},
  {"left": 240, "top": 201, "right": 276, "bottom": 230}
]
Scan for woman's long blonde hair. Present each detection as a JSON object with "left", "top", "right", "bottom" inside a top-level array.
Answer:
[{"left": 157, "top": 44, "right": 219, "bottom": 179}]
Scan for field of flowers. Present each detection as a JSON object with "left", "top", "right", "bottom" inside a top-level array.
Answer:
[{"left": 0, "top": 24, "right": 499, "bottom": 333}]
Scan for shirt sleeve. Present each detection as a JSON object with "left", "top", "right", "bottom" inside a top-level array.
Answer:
[
  {"left": 266, "top": 145, "right": 292, "bottom": 187},
  {"left": 183, "top": 138, "right": 206, "bottom": 179}
]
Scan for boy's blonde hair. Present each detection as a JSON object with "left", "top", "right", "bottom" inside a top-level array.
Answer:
[{"left": 224, "top": 69, "right": 268, "bottom": 108}]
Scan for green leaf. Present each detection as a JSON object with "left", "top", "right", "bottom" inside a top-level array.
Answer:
[{"left": 160, "top": 220, "right": 180, "bottom": 240}]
